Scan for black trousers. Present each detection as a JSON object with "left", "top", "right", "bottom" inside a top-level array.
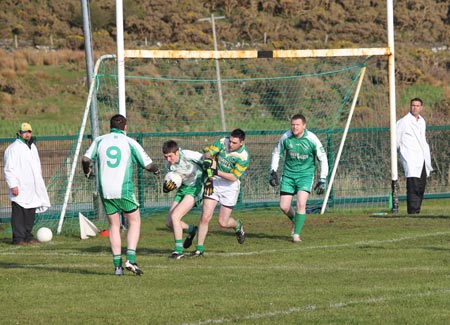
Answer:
[
  {"left": 406, "top": 164, "right": 427, "bottom": 214},
  {"left": 11, "top": 201, "right": 36, "bottom": 244}
]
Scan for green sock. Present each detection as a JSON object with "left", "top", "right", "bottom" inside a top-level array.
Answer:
[
  {"left": 126, "top": 249, "right": 136, "bottom": 263},
  {"left": 196, "top": 245, "right": 204, "bottom": 253},
  {"left": 287, "top": 215, "right": 294, "bottom": 223},
  {"left": 174, "top": 239, "right": 183, "bottom": 253},
  {"left": 113, "top": 254, "right": 122, "bottom": 268},
  {"left": 187, "top": 224, "right": 198, "bottom": 236},
  {"left": 294, "top": 213, "right": 306, "bottom": 235},
  {"left": 234, "top": 219, "right": 242, "bottom": 232}
]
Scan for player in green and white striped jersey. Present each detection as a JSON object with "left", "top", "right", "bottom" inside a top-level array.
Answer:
[
  {"left": 82, "top": 114, "right": 159, "bottom": 275},
  {"left": 162, "top": 140, "right": 205, "bottom": 259},
  {"left": 269, "top": 114, "right": 328, "bottom": 243},
  {"left": 192, "top": 129, "right": 250, "bottom": 256}
]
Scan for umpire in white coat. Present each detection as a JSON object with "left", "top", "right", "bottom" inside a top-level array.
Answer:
[
  {"left": 4, "top": 122, "right": 51, "bottom": 245},
  {"left": 396, "top": 98, "right": 433, "bottom": 214}
]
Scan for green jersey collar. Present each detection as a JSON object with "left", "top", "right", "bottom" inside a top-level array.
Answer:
[{"left": 111, "top": 128, "right": 125, "bottom": 135}]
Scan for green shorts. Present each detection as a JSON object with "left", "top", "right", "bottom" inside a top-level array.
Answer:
[
  {"left": 102, "top": 196, "right": 139, "bottom": 215},
  {"left": 174, "top": 183, "right": 203, "bottom": 207},
  {"left": 280, "top": 174, "right": 314, "bottom": 195}
]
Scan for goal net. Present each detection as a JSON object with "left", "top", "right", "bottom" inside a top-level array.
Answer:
[{"left": 38, "top": 50, "right": 393, "bottom": 235}]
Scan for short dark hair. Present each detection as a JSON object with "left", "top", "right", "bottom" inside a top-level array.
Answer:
[
  {"left": 291, "top": 113, "right": 306, "bottom": 124},
  {"left": 110, "top": 114, "right": 127, "bottom": 130},
  {"left": 410, "top": 98, "right": 423, "bottom": 106},
  {"left": 162, "top": 140, "right": 179, "bottom": 154},
  {"left": 230, "top": 128, "right": 245, "bottom": 141}
]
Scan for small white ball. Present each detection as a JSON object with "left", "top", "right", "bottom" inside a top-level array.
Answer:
[{"left": 36, "top": 227, "right": 53, "bottom": 242}]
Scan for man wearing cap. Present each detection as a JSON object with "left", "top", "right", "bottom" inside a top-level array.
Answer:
[{"left": 4, "top": 122, "right": 51, "bottom": 245}]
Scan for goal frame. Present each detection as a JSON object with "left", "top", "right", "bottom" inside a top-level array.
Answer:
[
  {"left": 114, "top": 0, "right": 399, "bottom": 215},
  {"left": 58, "top": 1, "right": 400, "bottom": 234}
]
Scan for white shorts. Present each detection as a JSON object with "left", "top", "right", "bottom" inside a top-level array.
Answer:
[{"left": 204, "top": 176, "right": 240, "bottom": 207}]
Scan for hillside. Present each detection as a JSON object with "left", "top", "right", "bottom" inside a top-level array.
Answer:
[{"left": 0, "top": 0, "right": 448, "bottom": 136}]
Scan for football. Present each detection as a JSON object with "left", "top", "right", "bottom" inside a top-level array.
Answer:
[
  {"left": 164, "top": 171, "right": 183, "bottom": 190},
  {"left": 36, "top": 227, "right": 53, "bottom": 242}
]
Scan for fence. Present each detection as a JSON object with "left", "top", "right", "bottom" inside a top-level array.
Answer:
[{"left": 1, "top": 126, "right": 449, "bottom": 228}]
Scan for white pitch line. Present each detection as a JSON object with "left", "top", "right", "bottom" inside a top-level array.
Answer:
[
  {"left": 0, "top": 231, "right": 449, "bottom": 258},
  {"left": 181, "top": 288, "right": 450, "bottom": 325},
  {"left": 221, "top": 231, "right": 450, "bottom": 257}
]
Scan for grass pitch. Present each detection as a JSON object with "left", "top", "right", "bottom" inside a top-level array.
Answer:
[{"left": 1, "top": 200, "right": 450, "bottom": 324}]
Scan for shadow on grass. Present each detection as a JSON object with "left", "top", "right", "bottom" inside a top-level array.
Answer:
[
  {"left": 0, "top": 238, "right": 12, "bottom": 245},
  {"left": 422, "top": 246, "right": 450, "bottom": 252},
  {"left": 369, "top": 214, "right": 450, "bottom": 219},
  {"left": 201, "top": 228, "right": 291, "bottom": 241},
  {"left": 0, "top": 261, "right": 106, "bottom": 275},
  {"left": 155, "top": 226, "right": 291, "bottom": 241}
]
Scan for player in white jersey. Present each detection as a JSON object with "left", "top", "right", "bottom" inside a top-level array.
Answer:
[
  {"left": 269, "top": 114, "right": 328, "bottom": 243},
  {"left": 82, "top": 114, "right": 159, "bottom": 276},
  {"left": 162, "top": 140, "right": 205, "bottom": 259}
]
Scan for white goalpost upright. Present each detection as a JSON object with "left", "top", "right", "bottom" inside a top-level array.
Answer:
[
  {"left": 386, "top": 0, "right": 399, "bottom": 213},
  {"left": 116, "top": 0, "right": 126, "bottom": 117}
]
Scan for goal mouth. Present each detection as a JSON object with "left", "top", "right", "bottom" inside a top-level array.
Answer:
[{"left": 53, "top": 50, "right": 396, "bottom": 234}]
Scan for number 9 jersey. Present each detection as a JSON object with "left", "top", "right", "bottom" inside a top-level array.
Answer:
[{"left": 83, "top": 128, "right": 153, "bottom": 199}]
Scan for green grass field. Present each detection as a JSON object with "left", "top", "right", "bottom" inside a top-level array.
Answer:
[{"left": 1, "top": 200, "right": 450, "bottom": 324}]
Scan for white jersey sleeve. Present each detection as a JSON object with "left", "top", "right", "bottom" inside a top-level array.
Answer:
[
  {"left": 270, "top": 131, "right": 290, "bottom": 172},
  {"left": 309, "top": 132, "right": 329, "bottom": 179}
]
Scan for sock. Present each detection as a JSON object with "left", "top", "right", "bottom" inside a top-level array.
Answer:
[
  {"left": 187, "top": 224, "right": 197, "bottom": 235},
  {"left": 113, "top": 254, "right": 122, "bottom": 268},
  {"left": 234, "top": 219, "right": 242, "bottom": 232},
  {"left": 174, "top": 239, "right": 183, "bottom": 253},
  {"left": 196, "top": 245, "right": 204, "bottom": 253},
  {"left": 126, "top": 249, "right": 136, "bottom": 263},
  {"left": 287, "top": 215, "right": 294, "bottom": 223},
  {"left": 294, "top": 213, "right": 306, "bottom": 235}
]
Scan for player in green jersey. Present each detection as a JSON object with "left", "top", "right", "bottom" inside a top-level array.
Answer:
[
  {"left": 269, "top": 114, "right": 328, "bottom": 243},
  {"left": 191, "top": 129, "right": 250, "bottom": 256},
  {"left": 82, "top": 114, "right": 159, "bottom": 275},
  {"left": 162, "top": 140, "right": 205, "bottom": 259}
]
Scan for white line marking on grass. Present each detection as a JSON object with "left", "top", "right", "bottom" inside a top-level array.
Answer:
[
  {"left": 181, "top": 289, "right": 450, "bottom": 325},
  {"left": 221, "top": 231, "right": 450, "bottom": 257},
  {"left": 1, "top": 231, "right": 449, "bottom": 259}
]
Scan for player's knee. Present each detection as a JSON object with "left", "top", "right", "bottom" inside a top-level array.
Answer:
[
  {"left": 279, "top": 205, "right": 290, "bottom": 214},
  {"left": 217, "top": 219, "right": 228, "bottom": 228},
  {"left": 200, "top": 215, "right": 212, "bottom": 224}
]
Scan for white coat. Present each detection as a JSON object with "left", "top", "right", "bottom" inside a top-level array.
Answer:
[
  {"left": 396, "top": 112, "right": 433, "bottom": 178},
  {"left": 4, "top": 138, "right": 51, "bottom": 213}
]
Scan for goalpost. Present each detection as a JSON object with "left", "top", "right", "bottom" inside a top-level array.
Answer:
[{"left": 56, "top": 0, "right": 399, "bottom": 234}]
